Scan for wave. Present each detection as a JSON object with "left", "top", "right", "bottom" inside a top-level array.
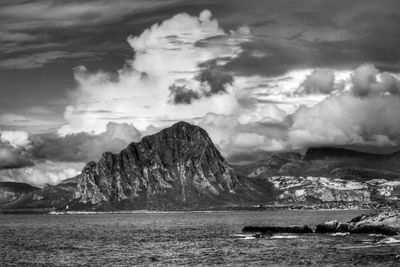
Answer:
[
  {"left": 270, "top": 235, "right": 298, "bottom": 239},
  {"left": 379, "top": 237, "right": 400, "bottom": 244},
  {"left": 232, "top": 234, "right": 257, "bottom": 240},
  {"left": 331, "top": 232, "right": 350, "bottom": 236}
]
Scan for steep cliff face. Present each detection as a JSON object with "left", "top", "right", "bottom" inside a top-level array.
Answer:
[{"left": 70, "top": 121, "right": 268, "bottom": 210}]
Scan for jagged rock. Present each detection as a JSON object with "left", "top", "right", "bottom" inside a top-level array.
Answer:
[
  {"left": 350, "top": 210, "right": 400, "bottom": 229},
  {"left": 317, "top": 210, "right": 400, "bottom": 236},
  {"left": 72, "top": 121, "right": 248, "bottom": 209},
  {"left": 242, "top": 225, "right": 313, "bottom": 234},
  {"left": 315, "top": 220, "right": 349, "bottom": 233}
]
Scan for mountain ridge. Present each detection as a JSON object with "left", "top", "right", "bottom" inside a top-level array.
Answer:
[
  {"left": 2, "top": 122, "right": 400, "bottom": 212},
  {"left": 2, "top": 121, "right": 273, "bottom": 211}
]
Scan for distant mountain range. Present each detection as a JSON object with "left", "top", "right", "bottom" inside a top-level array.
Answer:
[{"left": 1, "top": 122, "right": 399, "bottom": 212}]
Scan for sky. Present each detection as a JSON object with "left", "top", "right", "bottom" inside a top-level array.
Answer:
[{"left": 1, "top": 0, "right": 400, "bottom": 186}]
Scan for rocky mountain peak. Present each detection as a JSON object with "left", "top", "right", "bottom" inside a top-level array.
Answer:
[
  {"left": 1, "top": 122, "right": 274, "bottom": 211},
  {"left": 72, "top": 121, "right": 249, "bottom": 209}
]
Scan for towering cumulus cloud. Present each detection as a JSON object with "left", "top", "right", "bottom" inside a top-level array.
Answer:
[
  {"left": 58, "top": 8, "right": 400, "bottom": 161},
  {"left": 198, "top": 64, "right": 400, "bottom": 160},
  {"left": 288, "top": 65, "right": 400, "bottom": 149},
  {"left": 60, "top": 10, "right": 249, "bottom": 134},
  {"left": 351, "top": 64, "right": 400, "bottom": 97},
  {"left": 301, "top": 68, "right": 336, "bottom": 94}
]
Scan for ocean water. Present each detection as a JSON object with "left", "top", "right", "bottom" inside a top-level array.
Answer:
[{"left": 1, "top": 210, "right": 399, "bottom": 266}]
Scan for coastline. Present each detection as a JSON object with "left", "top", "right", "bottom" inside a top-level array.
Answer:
[
  {"left": 1, "top": 201, "right": 392, "bottom": 215},
  {"left": 1, "top": 207, "right": 374, "bottom": 215}
]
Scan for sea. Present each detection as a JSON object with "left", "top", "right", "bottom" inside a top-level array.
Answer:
[{"left": 1, "top": 210, "right": 399, "bottom": 266}]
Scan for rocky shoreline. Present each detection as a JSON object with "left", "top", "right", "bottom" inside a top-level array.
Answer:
[{"left": 243, "top": 209, "right": 400, "bottom": 236}]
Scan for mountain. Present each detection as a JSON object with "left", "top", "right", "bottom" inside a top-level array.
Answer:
[
  {"left": 303, "top": 147, "right": 392, "bottom": 161},
  {"left": 0, "top": 182, "right": 39, "bottom": 204},
  {"left": 3, "top": 122, "right": 273, "bottom": 211},
  {"left": 4, "top": 125, "right": 400, "bottom": 212},
  {"left": 235, "top": 147, "right": 400, "bottom": 204},
  {"left": 232, "top": 152, "right": 302, "bottom": 178},
  {"left": 268, "top": 176, "right": 400, "bottom": 203},
  {"left": 238, "top": 147, "right": 400, "bottom": 181}
]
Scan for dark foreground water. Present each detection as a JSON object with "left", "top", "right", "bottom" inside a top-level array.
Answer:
[{"left": 1, "top": 210, "right": 399, "bottom": 266}]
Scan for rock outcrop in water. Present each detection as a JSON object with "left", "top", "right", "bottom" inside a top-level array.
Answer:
[
  {"left": 242, "top": 225, "right": 313, "bottom": 234},
  {"left": 3, "top": 121, "right": 272, "bottom": 211},
  {"left": 242, "top": 210, "right": 400, "bottom": 236},
  {"left": 315, "top": 210, "right": 400, "bottom": 236}
]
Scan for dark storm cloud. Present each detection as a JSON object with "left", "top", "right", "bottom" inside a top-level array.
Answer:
[
  {"left": 0, "top": 51, "right": 100, "bottom": 69},
  {"left": 0, "top": 122, "right": 142, "bottom": 185},
  {"left": 0, "top": 0, "right": 187, "bottom": 70},
  {"left": 168, "top": 62, "right": 234, "bottom": 105},
  {"left": 2, "top": 0, "right": 400, "bottom": 74},
  {"left": 223, "top": 40, "right": 306, "bottom": 77},
  {"left": 0, "top": 143, "right": 33, "bottom": 169},
  {"left": 218, "top": 0, "right": 400, "bottom": 76},
  {"left": 197, "top": 61, "right": 234, "bottom": 96},
  {"left": 0, "top": 122, "right": 141, "bottom": 168},
  {"left": 30, "top": 122, "right": 141, "bottom": 162},
  {"left": 168, "top": 85, "right": 200, "bottom": 105}
]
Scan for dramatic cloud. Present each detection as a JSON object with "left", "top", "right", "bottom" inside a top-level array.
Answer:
[
  {"left": 0, "top": 51, "right": 98, "bottom": 70},
  {"left": 0, "top": 122, "right": 140, "bottom": 185},
  {"left": 169, "top": 61, "right": 234, "bottom": 104},
  {"left": 0, "top": 130, "right": 30, "bottom": 148},
  {"left": 197, "top": 61, "right": 234, "bottom": 96},
  {"left": 300, "top": 68, "right": 336, "bottom": 95},
  {"left": 351, "top": 64, "right": 400, "bottom": 97},
  {"left": 169, "top": 85, "right": 200, "bottom": 105},
  {"left": 0, "top": 161, "right": 84, "bottom": 187},
  {"left": 0, "top": 146, "right": 33, "bottom": 170},
  {"left": 288, "top": 93, "right": 400, "bottom": 149},
  {"left": 59, "top": 10, "right": 248, "bottom": 133},
  {"left": 0, "top": 0, "right": 178, "bottom": 30},
  {"left": 32, "top": 122, "right": 141, "bottom": 162},
  {"left": 0, "top": 130, "right": 33, "bottom": 169},
  {"left": 3, "top": 2, "right": 400, "bottom": 171},
  {"left": 195, "top": 64, "right": 400, "bottom": 162},
  {"left": 199, "top": 112, "right": 288, "bottom": 160}
]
